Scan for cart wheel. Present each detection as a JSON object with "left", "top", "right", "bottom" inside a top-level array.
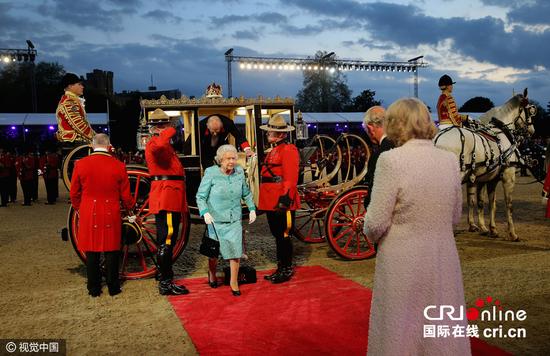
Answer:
[
  {"left": 67, "top": 165, "right": 190, "bottom": 279},
  {"left": 293, "top": 202, "right": 327, "bottom": 243},
  {"left": 324, "top": 186, "right": 376, "bottom": 260},
  {"left": 61, "top": 144, "right": 92, "bottom": 191}
]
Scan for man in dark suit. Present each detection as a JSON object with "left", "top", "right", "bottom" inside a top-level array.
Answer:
[
  {"left": 363, "top": 106, "right": 394, "bottom": 209},
  {"left": 199, "top": 114, "right": 253, "bottom": 168},
  {"left": 70, "top": 134, "right": 134, "bottom": 297}
]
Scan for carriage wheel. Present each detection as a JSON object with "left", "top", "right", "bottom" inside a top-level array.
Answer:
[
  {"left": 324, "top": 186, "right": 376, "bottom": 260},
  {"left": 67, "top": 165, "right": 190, "bottom": 279},
  {"left": 293, "top": 202, "right": 327, "bottom": 243},
  {"left": 61, "top": 144, "right": 93, "bottom": 191}
]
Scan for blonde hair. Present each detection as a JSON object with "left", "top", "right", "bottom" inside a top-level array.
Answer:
[
  {"left": 385, "top": 98, "right": 437, "bottom": 146},
  {"left": 363, "top": 106, "right": 385, "bottom": 128}
]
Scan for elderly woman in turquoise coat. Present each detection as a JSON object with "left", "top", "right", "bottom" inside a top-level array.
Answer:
[{"left": 196, "top": 144, "right": 256, "bottom": 296}]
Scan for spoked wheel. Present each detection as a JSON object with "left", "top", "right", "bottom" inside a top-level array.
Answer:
[
  {"left": 324, "top": 186, "right": 376, "bottom": 260},
  {"left": 293, "top": 188, "right": 336, "bottom": 243},
  {"left": 67, "top": 165, "right": 190, "bottom": 279},
  {"left": 61, "top": 144, "right": 92, "bottom": 191},
  {"left": 299, "top": 134, "right": 342, "bottom": 186}
]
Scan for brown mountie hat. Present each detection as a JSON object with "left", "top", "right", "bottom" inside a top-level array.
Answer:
[
  {"left": 260, "top": 115, "right": 295, "bottom": 132},
  {"left": 62, "top": 73, "right": 82, "bottom": 88},
  {"left": 148, "top": 108, "right": 171, "bottom": 125}
]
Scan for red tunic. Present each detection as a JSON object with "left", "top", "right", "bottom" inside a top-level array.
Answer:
[
  {"left": 437, "top": 93, "right": 466, "bottom": 127},
  {"left": 145, "top": 127, "right": 188, "bottom": 214},
  {"left": 16, "top": 155, "right": 35, "bottom": 181},
  {"left": 40, "top": 153, "right": 60, "bottom": 179},
  {"left": 55, "top": 91, "right": 95, "bottom": 143},
  {"left": 259, "top": 142, "right": 301, "bottom": 211},
  {"left": 70, "top": 152, "right": 134, "bottom": 252},
  {"left": 543, "top": 164, "right": 550, "bottom": 218}
]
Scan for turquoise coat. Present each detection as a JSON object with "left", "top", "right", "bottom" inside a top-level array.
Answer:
[
  {"left": 196, "top": 165, "right": 255, "bottom": 222},
  {"left": 196, "top": 165, "right": 256, "bottom": 259}
]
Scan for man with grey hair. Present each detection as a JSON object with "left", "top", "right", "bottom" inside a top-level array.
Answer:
[
  {"left": 70, "top": 133, "right": 134, "bottom": 297},
  {"left": 363, "top": 106, "right": 394, "bottom": 209},
  {"left": 199, "top": 114, "right": 253, "bottom": 168}
]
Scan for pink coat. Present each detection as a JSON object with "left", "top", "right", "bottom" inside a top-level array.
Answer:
[{"left": 364, "top": 139, "right": 470, "bottom": 356}]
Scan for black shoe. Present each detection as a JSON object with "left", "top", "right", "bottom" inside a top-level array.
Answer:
[
  {"left": 89, "top": 290, "right": 102, "bottom": 297},
  {"left": 231, "top": 288, "right": 241, "bottom": 296},
  {"left": 271, "top": 267, "right": 293, "bottom": 284},
  {"left": 109, "top": 288, "right": 122, "bottom": 296},
  {"left": 208, "top": 272, "right": 218, "bottom": 288},
  {"left": 264, "top": 269, "right": 281, "bottom": 281},
  {"left": 159, "top": 282, "right": 189, "bottom": 296}
]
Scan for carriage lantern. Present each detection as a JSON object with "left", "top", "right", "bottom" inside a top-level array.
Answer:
[{"left": 295, "top": 111, "right": 309, "bottom": 140}]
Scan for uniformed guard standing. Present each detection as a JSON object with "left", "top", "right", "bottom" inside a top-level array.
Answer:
[
  {"left": 55, "top": 73, "right": 95, "bottom": 144},
  {"left": 437, "top": 74, "right": 468, "bottom": 130},
  {"left": 7, "top": 150, "right": 17, "bottom": 203},
  {"left": 41, "top": 148, "right": 60, "bottom": 204},
  {"left": 16, "top": 149, "right": 36, "bottom": 206},
  {"left": 0, "top": 148, "right": 10, "bottom": 207},
  {"left": 259, "top": 115, "right": 301, "bottom": 284},
  {"left": 145, "top": 108, "right": 190, "bottom": 295},
  {"left": 70, "top": 134, "right": 134, "bottom": 297}
]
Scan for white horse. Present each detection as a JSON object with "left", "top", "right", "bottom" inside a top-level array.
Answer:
[{"left": 434, "top": 89, "right": 536, "bottom": 241}]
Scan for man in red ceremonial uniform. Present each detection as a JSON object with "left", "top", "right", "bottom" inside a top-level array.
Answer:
[
  {"left": 16, "top": 149, "right": 36, "bottom": 206},
  {"left": 259, "top": 115, "right": 301, "bottom": 284},
  {"left": 70, "top": 134, "right": 134, "bottom": 297},
  {"left": 56, "top": 73, "right": 95, "bottom": 143},
  {"left": 0, "top": 147, "right": 10, "bottom": 207},
  {"left": 40, "top": 148, "right": 60, "bottom": 204},
  {"left": 437, "top": 74, "right": 468, "bottom": 130},
  {"left": 145, "top": 108, "right": 190, "bottom": 295}
]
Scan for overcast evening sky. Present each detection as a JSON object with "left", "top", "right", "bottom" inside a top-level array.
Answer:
[{"left": 1, "top": 0, "right": 549, "bottom": 111}]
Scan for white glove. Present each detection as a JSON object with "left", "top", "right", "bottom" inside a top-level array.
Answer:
[
  {"left": 127, "top": 215, "right": 137, "bottom": 223},
  {"left": 249, "top": 210, "right": 256, "bottom": 224},
  {"left": 204, "top": 212, "right": 214, "bottom": 224},
  {"left": 543, "top": 197, "right": 548, "bottom": 205}
]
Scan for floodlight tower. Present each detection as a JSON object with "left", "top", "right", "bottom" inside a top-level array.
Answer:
[
  {"left": 408, "top": 55, "right": 424, "bottom": 98},
  {"left": 224, "top": 48, "right": 234, "bottom": 97}
]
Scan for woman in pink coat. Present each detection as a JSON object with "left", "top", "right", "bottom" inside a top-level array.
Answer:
[{"left": 364, "top": 98, "right": 470, "bottom": 355}]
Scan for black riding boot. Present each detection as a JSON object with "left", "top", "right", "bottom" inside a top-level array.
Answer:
[{"left": 157, "top": 244, "right": 189, "bottom": 295}]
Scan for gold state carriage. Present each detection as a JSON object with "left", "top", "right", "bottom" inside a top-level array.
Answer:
[{"left": 62, "top": 92, "right": 376, "bottom": 280}]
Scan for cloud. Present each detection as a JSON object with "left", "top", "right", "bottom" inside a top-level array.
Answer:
[
  {"left": 211, "top": 11, "right": 287, "bottom": 26},
  {"left": 38, "top": 0, "right": 138, "bottom": 32},
  {"left": 506, "top": 1, "right": 550, "bottom": 26},
  {"left": 285, "top": 0, "right": 550, "bottom": 70},
  {"left": 233, "top": 30, "right": 260, "bottom": 41},
  {"left": 142, "top": 10, "right": 183, "bottom": 24}
]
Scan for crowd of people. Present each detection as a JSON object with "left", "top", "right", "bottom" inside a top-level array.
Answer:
[
  {"left": 0, "top": 148, "right": 61, "bottom": 207},
  {"left": 9, "top": 70, "right": 547, "bottom": 355}
]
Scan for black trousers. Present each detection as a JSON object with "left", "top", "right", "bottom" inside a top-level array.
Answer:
[
  {"left": 9, "top": 174, "right": 17, "bottom": 202},
  {"left": 155, "top": 211, "right": 181, "bottom": 282},
  {"left": 20, "top": 180, "right": 33, "bottom": 205},
  {"left": 266, "top": 210, "right": 295, "bottom": 268},
  {"left": 44, "top": 177, "right": 58, "bottom": 203},
  {"left": 0, "top": 176, "right": 9, "bottom": 206},
  {"left": 86, "top": 251, "right": 120, "bottom": 294},
  {"left": 32, "top": 174, "right": 38, "bottom": 201}
]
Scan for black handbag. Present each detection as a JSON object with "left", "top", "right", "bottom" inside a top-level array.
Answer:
[
  {"left": 199, "top": 226, "right": 220, "bottom": 258},
  {"left": 223, "top": 265, "right": 257, "bottom": 285}
]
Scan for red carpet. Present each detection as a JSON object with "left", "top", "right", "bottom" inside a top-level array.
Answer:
[{"left": 169, "top": 266, "right": 510, "bottom": 355}]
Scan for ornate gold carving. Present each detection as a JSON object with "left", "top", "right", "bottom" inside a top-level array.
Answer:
[{"left": 140, "top": 95, "right": 294, "bottom": 108}]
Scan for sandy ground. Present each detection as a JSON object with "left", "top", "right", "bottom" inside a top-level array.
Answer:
[{"left": 0, "top": 176, "right": 549, "bottom": 355}]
